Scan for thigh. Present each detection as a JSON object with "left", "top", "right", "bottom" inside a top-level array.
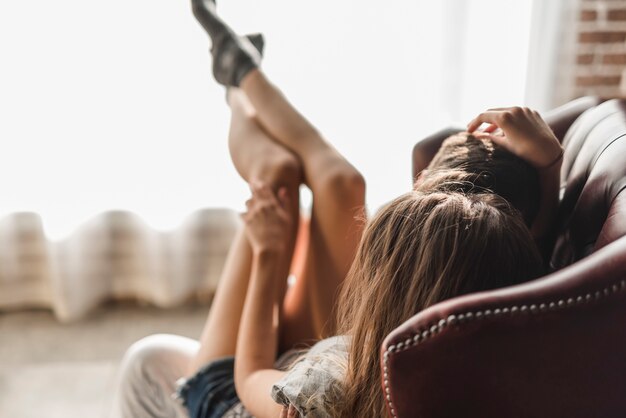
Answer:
[
  {"left": 280, "top": 197, "right": 366, "bottom": 350},
  {"left": 227, "top": 89, "right": 302, "bottom": 191}
]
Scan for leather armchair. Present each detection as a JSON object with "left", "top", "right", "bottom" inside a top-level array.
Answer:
[{"left": 381, "top": 97, "right": 626, "bottom": 418}]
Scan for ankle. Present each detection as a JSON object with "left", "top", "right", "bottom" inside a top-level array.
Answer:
[{"left": 238, "top": 68, "right": 262, "bottom": 90}]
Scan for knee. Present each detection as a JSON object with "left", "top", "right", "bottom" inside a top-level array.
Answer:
[
  {"left": 113, "top": 334, "right": 186, "bottom": 418},
  {"left": 118, "top": 334, "right": 174, "bottom": 385},
  {"left": 321, "top": 166, "right": 366, "bottom": 205}
]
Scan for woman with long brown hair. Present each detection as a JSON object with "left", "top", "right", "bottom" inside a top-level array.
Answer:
[
  {"left": 334, "top": 190, "right": 543, "bottom": 417},
  {"left": 111, "top": 1, "right": 563, "bottom": 417}
]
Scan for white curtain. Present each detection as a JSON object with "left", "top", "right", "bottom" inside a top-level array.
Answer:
[
  {"left": 0, "top": 209, "right": 238, "bottom": 321},
  {"left": 0, "top": 0, "right": 553, "bottom": 319}
]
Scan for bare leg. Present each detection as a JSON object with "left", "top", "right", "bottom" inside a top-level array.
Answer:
[
  {"left": 188, "top": 89, "right": 302, "bottom": 372},
  {"left": 240, "top": 70, "right": 366, "bottom": 344},
  {"left": 190, "top": 0, "right": 365, "bottom": 348}
]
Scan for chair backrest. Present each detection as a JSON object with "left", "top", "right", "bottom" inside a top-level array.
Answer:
[
  {"left": 383, "top": 98, "right": 626, "bottom": 418},
  {"left": 552, "top": 99, "right": 626, "bottom": 268}
]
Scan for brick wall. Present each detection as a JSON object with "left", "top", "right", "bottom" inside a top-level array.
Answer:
[{"left": 574, "top": 0, "right": 626, "bottom": 98}]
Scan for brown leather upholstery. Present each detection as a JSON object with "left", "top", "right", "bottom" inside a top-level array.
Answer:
[
  {"left": 552, "top": 99, "right": 626, "bottom": 269},
  {"left": 384, "top": 98, "right": 626, "bottom": 418}
]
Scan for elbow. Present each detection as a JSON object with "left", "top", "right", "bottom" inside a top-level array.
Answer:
[
  {"left": 234, "top": 365, "right": 249, "bottom": 401},
  {"left": 234, "top": 363, "right": 258, "bottom": 405},
  {"left": 233, "top": 368, "right": 259, "bottom": 412}
]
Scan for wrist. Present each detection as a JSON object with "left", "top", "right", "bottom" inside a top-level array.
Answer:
[
  {"left": 536, "top": 148, "right": 563, "bottom": 173},
  {"left": 252, "top": 245, "right": 285, "bottom": 259},
  {"left": 535, "top": 143, "right": 563, "bottom": 170}
]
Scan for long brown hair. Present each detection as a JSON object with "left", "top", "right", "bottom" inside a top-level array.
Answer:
[
  {"left": 334, "top": 190, "right": 543, "bottom": 417},
  {"left": 424, "top": 133, "right": 541, "bottom": 226}
]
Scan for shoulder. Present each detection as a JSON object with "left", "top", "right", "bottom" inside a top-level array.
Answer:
[
  {"left": 306, "top": 335, "right": 350, "bottom": 358},
  {"left": 271, "top": 336, "right": 350, "bottom": 418}
]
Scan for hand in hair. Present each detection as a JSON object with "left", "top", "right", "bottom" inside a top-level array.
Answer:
[
  {"left": 467, "top": 106, "right": 562, "bottom": 248},
  {"left": 466, "top": 107, "right": 563, "bottom": 169},
  {"left": 242, "top": 181, "right": 293, "bottom": 254}
]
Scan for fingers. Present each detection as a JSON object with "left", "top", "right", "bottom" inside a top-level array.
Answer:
[
  {"left": 467, "top": 106, "right": 538, "bottom": 133},
  {"left": 246, "top": 182, "right": 276, "bottom": 214},
  {"left": 250, "top": 180, "right": 280, "bottom": 206},
  {"left": 279, "top": 405, "right": 299, "bottom": 418},
  {"left": 482, "top": 123, "right": 499, "bottom": 133},
  {"left": 288, "top": 405, "right": 299, "bottom": 418},
  {"left": 244, "top": 181, "right": 291, "bottom": 224},
  {"left": 467, "top": 111, "right": 507, "bottom": 133},
  {"left": 241, "top": 198, "right": 254, "bottom": 221},
  {"left": 491, "top": 127, "right": 504, "bottom": 136},
  {"left": 472, "top": 132, "right": 507, "bottom": 147},
  {"left": 250, "top": 180, "right": 270, "bottom": 197},
  {"left": 486, "top": 106, "right": 536, "bottom": 113}
]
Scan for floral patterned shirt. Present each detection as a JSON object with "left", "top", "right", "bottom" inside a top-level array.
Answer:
[{"left": 222, "top": 336, "right": 349, "bottom": 418}]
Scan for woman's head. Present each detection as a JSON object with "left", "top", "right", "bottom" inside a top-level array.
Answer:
[
  {"left": 418, "top": 132, "right": 541, "bottom": 226},
  {"left": 336, "top": 190, "right": 543, "bottom": 417}
]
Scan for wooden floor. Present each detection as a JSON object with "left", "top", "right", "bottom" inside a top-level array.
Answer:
[{"left": 0, "top": 303, "right": 209, "bottom": 418}]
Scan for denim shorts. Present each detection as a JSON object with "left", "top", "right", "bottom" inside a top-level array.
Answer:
[{"left": 176, "top": 356, "right": 240, "bottom": 418}]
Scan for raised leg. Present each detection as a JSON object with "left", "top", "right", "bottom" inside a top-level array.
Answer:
[
  {"left": 239, "top": 71, "right": 366, "bottom": 343},
  {"left": 190, "top": 0, "right": 365, "bottom": 350},
  {"left": 188, "top": 89, "right": 302, "bottom": 372}
]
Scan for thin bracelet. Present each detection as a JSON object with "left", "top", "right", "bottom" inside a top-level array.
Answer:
[{"left": 539, "top": 147, "right": 564, "bottom": 170}]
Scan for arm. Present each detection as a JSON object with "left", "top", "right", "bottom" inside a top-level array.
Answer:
[
  {"left": 234, "top": 182, "right": 293, "bottom": 417},
  {"left": 532, "top": 159, "right": 562, "bottom": 256},
  {"left": 467, "top": 107, "right": 563, "bottom": 245}
]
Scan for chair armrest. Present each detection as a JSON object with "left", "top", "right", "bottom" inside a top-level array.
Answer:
[{"left": 381, "top": 235, "right": 626, "bottom": 418}]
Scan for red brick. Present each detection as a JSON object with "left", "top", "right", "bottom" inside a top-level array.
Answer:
[
  {"left": 579, "top": 31, "right": 626, "bottom": 43},
  {"left": 580, "top": 10, "right": 598, "bottom": 21},
  {"left": 576, "top": 75, "right": 622, "bottom": 87},
  {"left": 578, "top": 54, "right": 595, "bottom": 64},
  {"left": 608, "top": 9, "right": 626, "bottom": 21},
  {"left": 603, "top": 53, "right": 626, "bottom": 64}
]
